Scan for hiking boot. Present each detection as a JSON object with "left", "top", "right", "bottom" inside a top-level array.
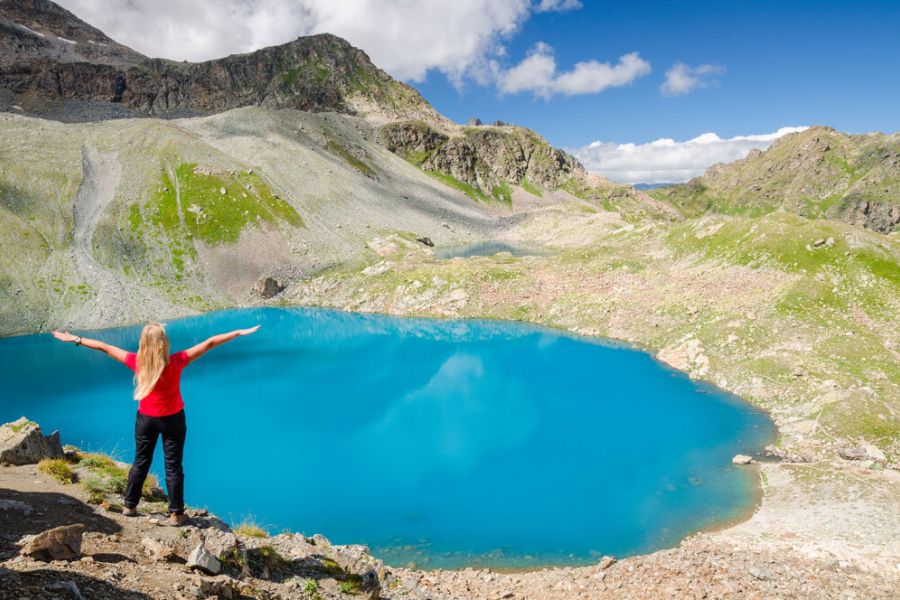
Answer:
[
  {"left": 167, "top": 513, "right": 188, "bottom": 527},
  {"left": 123, "top": 507, "right": 138, "bottom": 517}
]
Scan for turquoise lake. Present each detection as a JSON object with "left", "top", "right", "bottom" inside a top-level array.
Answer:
[
  {"left": 435, "top": 242, "right": 549, "bottom": 259},
  {"left": 0, "top": 308, "right": 774, "bottom": 569}
]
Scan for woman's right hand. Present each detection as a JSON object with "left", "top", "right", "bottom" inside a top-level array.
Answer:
[{"left": 51, "top": 329, "right": 78, "bottom": 343}]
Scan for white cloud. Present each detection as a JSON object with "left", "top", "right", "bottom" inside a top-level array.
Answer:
[
  {"left": 661, "top": 62, "right": 725, "bottom": 96},
  {"left": 569, "top": 127, "right": 809, "bottom": 184},
  {"left": 56, "top": 0, "right": 534, "bottom": 82},
  {"left": 535, "top": 0, "right": 583, "bottom": 12},
  {"left": 499, "top": 43, "right": 651, "bottom": 98},
  {"left": 55, "top": 1, "right": 648, "bottom": 97}
]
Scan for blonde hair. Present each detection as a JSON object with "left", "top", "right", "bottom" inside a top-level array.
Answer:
[{"left": 133, "top": 322, "right": 170, "bottom": 400}]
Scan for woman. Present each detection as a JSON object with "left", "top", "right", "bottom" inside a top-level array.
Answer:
[{"left": 51, "top": 321, "right": 259, "bottom": 525}]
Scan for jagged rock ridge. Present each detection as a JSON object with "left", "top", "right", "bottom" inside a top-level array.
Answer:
[
  {"left": 0, "top": 0, "right": 439, "bottom": 124},
  {"left": 379, "top": 119, "right": 587, "bottom": 196}
]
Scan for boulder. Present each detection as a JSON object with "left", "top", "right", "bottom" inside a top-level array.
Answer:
[
  {"left": 141, "top": 536, "right": 177, "bottom": 562},
  {"left": 731, "top": 454, "right": 753, "bottom": 465},
  {"left": 254, "top": 276, "right": 285, "bottom": 299},
  {"left": 187, "top": 542, "right": 222, "bottom": 575},
  {"left": 839, "top": 446, "right": 868, "bottom": 461},
  {"left": 0, "top": 417, "right": 64, "bottom": 465},
  {"left": 360, "top": 568, "right": 381, "bottom": 600},
  {"left": 597, "top": 555, "right": 616, "bottom": 570},
  {"left": 861, "top": 443, "right": 887, "bottom": 464},
  {"left": 19, "top": 524, "right": 85, "bottom": 561},
  {"left": 202, "top": 529, "right": 240, "bottom": 558},
  {"left": 416, "top": 236, "right": 435, "bottom": 247},
  {"left": 199, "top": 575, "right": 241, "bottom": 599}
]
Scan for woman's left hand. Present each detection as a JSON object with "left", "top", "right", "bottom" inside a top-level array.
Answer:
[
  {"left": 51, "top": 329, "right": 78, "bottom": 343},
  {"left": 236, "top": 325, "right": 261, "bottom": 336}
]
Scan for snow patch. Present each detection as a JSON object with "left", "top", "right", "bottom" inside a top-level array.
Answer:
[{"left": 15, "top": 24, "right": 45, "bottom": 38}]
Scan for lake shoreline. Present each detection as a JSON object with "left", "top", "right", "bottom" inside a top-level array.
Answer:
[
  {"left": 2, "top": 421, "right": 897, "bottom": 599},
  {"left": 1, "top": 307, "right": 775, "bottom": 571}
]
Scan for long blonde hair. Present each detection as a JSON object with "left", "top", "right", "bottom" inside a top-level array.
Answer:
[{"left": 134, "top": 322, "right": 170, "bottom": 400}]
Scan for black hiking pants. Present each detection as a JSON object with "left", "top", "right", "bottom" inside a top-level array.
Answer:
[{"left": 124, "top": 409, "right": 186, "bottom": 514}]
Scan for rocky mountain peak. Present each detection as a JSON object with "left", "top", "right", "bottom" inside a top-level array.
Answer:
[
  {"left": 0, "top": 0, "right": 442, "bottom": 124},
  {"left": 1, "top": 0, "right": 120, "bottom": 45}
]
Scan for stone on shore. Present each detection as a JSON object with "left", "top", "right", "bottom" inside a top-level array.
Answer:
[
  {"left": 19, "top": 524, "right": 85, "bottom": 561},
  {"left": 202, "top": 528, "right": 240, "bottom": 558},
  {"left": 732, "top": 454, "right": 753, "bottom": 465},
  {"left": 597, "top": 555, "right": 617, "bottom": 570},
  {"left": 187, "top": 542, "right": 222, "bottom": 575},
  {"left": 0, "top": 417, "right": 64, "bottom": 465}
]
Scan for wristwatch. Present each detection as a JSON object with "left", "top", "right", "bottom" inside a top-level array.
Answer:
[{"left": 75, "top": 336, "right": 82, "bottom": 346}]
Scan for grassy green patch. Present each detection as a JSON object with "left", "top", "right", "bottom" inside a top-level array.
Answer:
[
  {"left": 339, "top": 580, "right": 361, "bottom": 595},
  {"left": 402, "top": 149, "right": 432, "bottom": 166},
  {"left": 326, "top": 140, "right": 376, "bottom": 178},
  {"left": 425, "top": 170, "right": 488, "bottom": 202},
  {"left": 819, "top": 394, "right": 900, "bottom": 449},
  {"left": 520, "top": 178, "right": 544, "bottom": 197},
  {"left": 76, "top": 452, "right": 115, "bottom": 469},
  {"left": 304, "top": 577, "right": 320, "bottom": 596},
  {"left": 74, "top": 451, "right": 163, "bottom": 501},
  {"left": 38, "top": 458, "right": 77, "bottom": 484},
  {"left": 137, "top": 164, "right": 304, "bottom": 249},
  {"left": 7, "top": 419, "right": 36, "bottom": 433},
  {"left": 80, "top": 476, "right": 114, "bottom": 504},
  {"left": 491, "top": 181, "right": 513, "bottom": 205},
  {"left": 235, "top": 521, "right": 269, "bottom": 538}
]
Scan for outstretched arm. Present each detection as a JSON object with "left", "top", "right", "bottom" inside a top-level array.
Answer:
[
  {"left": 185, "top": 325, "right": 260, "bottom": 363},
  {"left": 51, "top": 330, "right": 129, "bottom": 365}
]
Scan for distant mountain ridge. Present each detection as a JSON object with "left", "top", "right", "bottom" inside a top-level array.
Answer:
[
  {"left": 652, "top": 126, "right": 900, "bottom": 233},
  {"left": 0, "top": 0, "right": 440, "bottom": 124}
]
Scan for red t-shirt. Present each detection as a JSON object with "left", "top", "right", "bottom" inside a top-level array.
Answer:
[{"left": 125, "top": 351, "right": 189, "bottom": 417}]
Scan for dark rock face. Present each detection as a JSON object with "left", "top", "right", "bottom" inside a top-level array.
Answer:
[
  {"left": 830, "top": 196, "right": 900, "bottom": 234},
  {"left": 0, "top": 1, "right": 431, "bottom": 121},
  {"left": 380, "top": 120, "right": 585, "bottom": 193},
  {"left": 254, "top": 276, "right": 285, "bottom": 299},
  {"left": 0, "top": 417, "right": 64, "bottom": 465}
]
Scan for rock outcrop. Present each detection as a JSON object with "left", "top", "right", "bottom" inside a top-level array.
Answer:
[
  {"left": 0, "top": 417, "right": 64, "bottom": 465},
  {"left": 19, "top": 523, "right": 85, "bottom": 561},
  {"left": 379, "top": 119, "right": 586, "bottom": 194},
  {"left": 254, "top": 276, "right": 286, "bottom": 299}
]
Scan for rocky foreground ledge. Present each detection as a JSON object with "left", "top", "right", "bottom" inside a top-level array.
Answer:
[{"left": 1, "top": 418, "right": 898, "bottom": 599}]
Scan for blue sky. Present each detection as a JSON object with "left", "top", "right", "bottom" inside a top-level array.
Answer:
[
  {"left": 59, "top": 0, "right": 900, "bottom": 182},
  {"left": 413, "top": 0, "right": 900, "bottom": 147}
]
